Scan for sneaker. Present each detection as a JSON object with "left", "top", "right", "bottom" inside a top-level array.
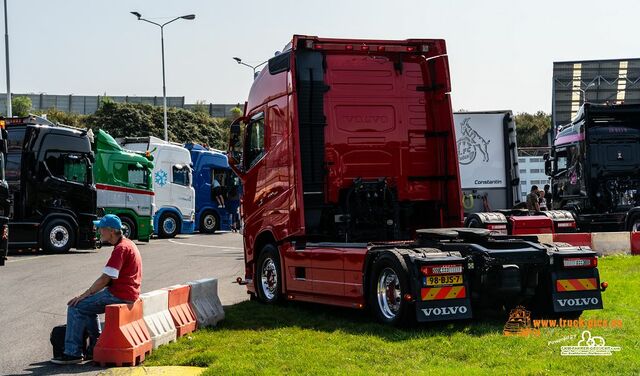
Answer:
[{"left": 51, "top": 354, "right": 83, "bottom": 365}]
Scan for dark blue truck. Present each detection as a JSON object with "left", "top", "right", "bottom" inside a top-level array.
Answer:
[{"left": 185, "top": 143, "right": 241, "bottom": 233}]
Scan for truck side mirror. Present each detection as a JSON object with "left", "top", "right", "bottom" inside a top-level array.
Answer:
[
  {"left": 228, "top": 117, "right": 248, "bottom": 175},
  {"left": 544, "top": 160, "right": 552, "bottom": 176},
  {"left": 230, "top": 124, "right": 241, "bottom": 148}
]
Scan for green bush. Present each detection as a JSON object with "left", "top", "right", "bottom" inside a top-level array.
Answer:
[
  {"left": 34, "top": 100, "right": 230, "bottom": 150},
  {"left": 11, "top": 96, "right": 32, "bottom": 117}
]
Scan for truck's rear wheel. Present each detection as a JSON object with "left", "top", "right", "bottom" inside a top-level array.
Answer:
[
  {"left": 200, "top": 211, "right": 219, "bottom": 234},
  {"left": 119, "top": 216, "right": 137, "bottom": 240},
  {"left": 43, "top": 219, "right": 75, "bottom": 253},
  {"left": 369, "top": 253, "right": 412, "bottom": 325},
  {"left": 158, "top": 213, "right": 180, "bottom": 238},
  {"left": 255, "top": 244, "right": 282, "bottom": 304}
]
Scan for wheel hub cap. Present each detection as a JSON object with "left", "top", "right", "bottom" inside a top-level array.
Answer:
[
  {"left": 50, "top": 226, "right": 69, "bottom": 248},
  {"left": 163, "top": 218, "right": 176, "bottom": 233},
  {"left": 261, "top": 258, "right": 277, "bottom": 300},
  {"left": 377, "top": 268, "right": 401, "bottom": 319}
]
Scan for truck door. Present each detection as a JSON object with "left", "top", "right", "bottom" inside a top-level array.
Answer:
[
  {"left": 170, "top": 160, "right": 194, "bottom": 221},
  {"left": 241, "top": 112, "right": 268, "bottom": 239},
  {"left": 125, "top": 163, "right": 153, "bottom": 217}
]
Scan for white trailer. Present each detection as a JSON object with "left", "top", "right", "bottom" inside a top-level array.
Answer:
[{"left": 453, "top": 111, "right": 521, "bottom": 215}]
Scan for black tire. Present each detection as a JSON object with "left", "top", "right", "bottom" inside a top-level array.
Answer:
[
  {"left": 119, "top": 216, "right": 137, "bottom": 240},
  {"left": 369, "top": 253, "right": 413, "bottom": 325},
  {"left": 200, "top": 211, "right": 219, "bottom": 234},
  {"left": 627, "top": 213, "right": 640, "bottom": 232},
  {"left": 467, "top": 217, "right": 483, "bottom": 228},
  {"left": 255, "top": 244, "right": 282, "bottom": 304},
  {"left": 158, "top": 212, "right": 180, "bottom": 238},
  {"left": 42, "top": 219, "right": 75, "bottom": 253}
]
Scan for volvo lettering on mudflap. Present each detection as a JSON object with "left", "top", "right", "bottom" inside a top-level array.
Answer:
[{"left": 228, "top": 35, "right": 606, "bottom": 325}]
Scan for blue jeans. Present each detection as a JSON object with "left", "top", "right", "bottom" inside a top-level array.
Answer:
[{"left": 64, "top": 288, "right": 127, "bottom": 357}]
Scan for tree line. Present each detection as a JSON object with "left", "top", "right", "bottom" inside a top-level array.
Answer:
[
  {"left": 10, "top": 96, "right": 552, "bottom": 149},
  {"left": 9, "top": 96, "right": 241, "bottom": 151}
]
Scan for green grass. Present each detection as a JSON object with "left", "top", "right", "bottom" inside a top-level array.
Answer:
[{"left": 146, "top": 255, "right": 640, "bottom": 375}]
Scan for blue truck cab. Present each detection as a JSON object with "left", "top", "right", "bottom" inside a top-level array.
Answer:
[{"left": 185, "top": 143, "right": 241, "bottom": 233}]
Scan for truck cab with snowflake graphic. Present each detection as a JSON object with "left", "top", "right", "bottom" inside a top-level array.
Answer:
[{"left": 121, "top": 136, "right": 195, "bottom": 238}]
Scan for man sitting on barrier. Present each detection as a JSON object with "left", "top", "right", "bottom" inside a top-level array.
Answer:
[{"left": 51, "top": 214, "right": 143, "bottom": 365}]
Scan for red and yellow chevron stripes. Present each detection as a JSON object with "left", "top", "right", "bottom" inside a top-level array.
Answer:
[
  {"left": 556, "top": 278, "right": 598, "bottom": 292},
  {"left": 421, "top": 286, "right": 466, "bottom": 301}
]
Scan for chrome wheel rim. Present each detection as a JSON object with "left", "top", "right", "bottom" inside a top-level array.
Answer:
[
  {"left": 203, "top": 214, "right": 216, "bottom": 230},
  {"left": 261, "top": 257, "right": 277, "bottom": 300},
  {"left": 377, "top": 267, "right": 401, "bottom": 319},
  {"left": 121, "top": 222, "right": 131, "bottom": 238},
  {"left": 50, "top": 225, "right": 69, "bottom": 248},
  {"left": 163, "top": 217, "right": 177, "bottom": 234}
]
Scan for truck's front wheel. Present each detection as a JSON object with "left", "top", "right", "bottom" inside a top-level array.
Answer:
[
  {"left": 119, "top": 216, "right": 137, "bottom": 240},
  {"left": 255, "top": 244, "right": 282, "bottom": 304},
  {"left": 158, "top": 213, "right": 180, "bottom": 238},
  {"left": 369, "top": 254, "right": 412, "bottom": 325},
  {"left": 43, "top": 219, "right": 75, "bottom": 253},
  {"left": 200, "top": 211, "right": 219, "bottom": 234}
]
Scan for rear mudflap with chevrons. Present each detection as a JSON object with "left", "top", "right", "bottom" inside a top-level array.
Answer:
[{"left": 551, "top": 269, "right": 603, "bottom": 312}]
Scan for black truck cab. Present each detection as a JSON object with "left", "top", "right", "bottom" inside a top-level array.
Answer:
[
  {"left": 546, "top": 103, "right": 640, "bottom": 231},
  {"left": 3, "top": 116, "right": 97, "bottom": 252}
]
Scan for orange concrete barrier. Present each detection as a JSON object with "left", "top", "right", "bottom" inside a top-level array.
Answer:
[
  {"left": 164, "top": 284, "right": 197, "bottom": 337},
  {"left": 93, "top": 299, "right": 153, "bottom": 367}
]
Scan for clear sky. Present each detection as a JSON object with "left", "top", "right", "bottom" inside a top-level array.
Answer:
[{"left": 1, "top": 0, "right": 637, "bottom": 113}]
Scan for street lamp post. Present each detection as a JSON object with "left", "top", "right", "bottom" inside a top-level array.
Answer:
[
  {"left": 4, "top": 0, "right": 11, "bottom": 117},
  {"left": 574, "top": 82, "right": 596, "bottom": 105},
  {"left": 131, "top": 11, "right": 195, "bottom": 141},
  {"left": 233, "top": 57, "right": 267, "bottom": 79}
]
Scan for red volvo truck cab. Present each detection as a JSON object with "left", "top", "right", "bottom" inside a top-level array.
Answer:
[{"left": 229, "top": 35, "right": 604, "bottom": 325}]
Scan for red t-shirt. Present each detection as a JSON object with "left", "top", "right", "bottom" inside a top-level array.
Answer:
[{"left": 103, "top": 237, "right": 142, "bottom": 301}]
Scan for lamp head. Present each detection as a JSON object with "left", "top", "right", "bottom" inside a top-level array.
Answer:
[{"left": 131, "top": 11, "right": 142, "bottom": 19}]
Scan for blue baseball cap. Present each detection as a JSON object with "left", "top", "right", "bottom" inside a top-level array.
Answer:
[{"left": 93, "top": 214, "right": 122, "bottom": 230}]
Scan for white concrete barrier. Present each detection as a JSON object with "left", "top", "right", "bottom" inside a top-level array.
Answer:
[
  {"left": 188, "top": 278, "right": 225, "bottom": 328},
  {"left": 591, "top": 232, "right": 631, "bottom": 256},
  {"left": 536, "top": 233, "right": 554, "bottom": 244},
  {"left": 140, "top": 289, "right": 177, "bottom": 348}
]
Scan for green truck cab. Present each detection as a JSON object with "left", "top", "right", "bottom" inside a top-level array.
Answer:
[{"left": 93, "top": 129, "right": 154, "bottom": 241}]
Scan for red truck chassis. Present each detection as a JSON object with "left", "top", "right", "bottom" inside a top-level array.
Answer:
[{"left": 229, "top": 35, "right": 605, "bottom": 325}]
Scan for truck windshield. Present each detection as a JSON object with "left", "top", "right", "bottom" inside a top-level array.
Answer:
[
  {"left": 45, "top": 152, "right": 91, "bottom": 184},
  {"left": 555, "top": 148, "right": 568, "bottom": 172},
  {"left": 6, "top": 153, "right": 21, "bottom": 184},
  {"left": 7, "top": 128, "right": 25, "bottom": 151}
]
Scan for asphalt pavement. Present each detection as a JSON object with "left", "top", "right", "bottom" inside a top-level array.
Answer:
[{"left": 0, "top": 233, "right": 247, "bottom": 376}]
